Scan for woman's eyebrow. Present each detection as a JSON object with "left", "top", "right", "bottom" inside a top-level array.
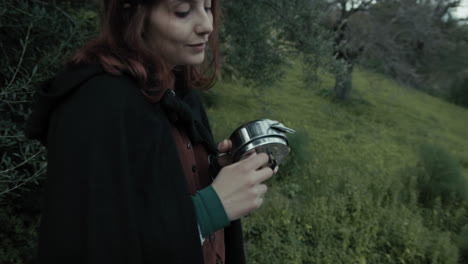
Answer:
[
  {"left": 168, "top": 0, "right": 209, "bottom": 8},
  {"left": 171, "top": 0, "right": 211, "bottom": 5},
  {"left": 168, "top": 0, "right": 194, "bottom": 5}
]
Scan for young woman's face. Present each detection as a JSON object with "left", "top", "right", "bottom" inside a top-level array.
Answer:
[{"left": 147, "top": 0, "right": 213, "bottom": 68}]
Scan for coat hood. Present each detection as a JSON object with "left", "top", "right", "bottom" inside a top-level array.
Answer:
[{"left": 25, "top": 64, "right": 105, "bottom": 146}]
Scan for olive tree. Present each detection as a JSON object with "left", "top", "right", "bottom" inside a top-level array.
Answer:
[{"left": 323, "top": 0, "right": 462, "bottom": 100}]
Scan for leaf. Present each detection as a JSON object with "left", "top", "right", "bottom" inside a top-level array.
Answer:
[{"left": 31, "top": 64, "right": 38, "bottom": 76}]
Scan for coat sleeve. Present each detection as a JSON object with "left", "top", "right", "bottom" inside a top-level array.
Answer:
[{"left": 38, "top": 74, "right": 204, "bottom": 264}]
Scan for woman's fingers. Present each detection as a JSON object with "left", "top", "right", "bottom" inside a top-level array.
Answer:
[
  {"left": 256, "top": 184, "right": 268, "bottom": 196},
  {"left": 217, "top": 139, "right": 232, "bottom": 153},
  {"left": 217, "top": 139, "right": 234, "bottom": 167},
  {"left": 253, "top": 197, "right": 264, "bottom": 209},
  {"left": 212, "top": 151, "right": 275, "bottom": 221},
  {"left": 255, "top": 166, "right": 274, "bottom": 184},
  {"left": 253, "top": 184, "right": 268, "bottom": 209},
  {"left": 241, "top": 152, "right": 269, "bottom": 171}
]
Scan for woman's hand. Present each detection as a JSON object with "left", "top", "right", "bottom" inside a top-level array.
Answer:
[
  {"left": 211, "top": 152, "right": 274, "bottom": 221},
  {"left": 217, "top": 139, "right": 233, "bottom": 167}
]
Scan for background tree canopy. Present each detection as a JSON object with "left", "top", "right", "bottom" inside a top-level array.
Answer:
[
  {"left": 1, "top": 0, "right": 467, "bottom": 263},
  {"left": 220, "top": 0, "right": 468, "bottom": 104}
]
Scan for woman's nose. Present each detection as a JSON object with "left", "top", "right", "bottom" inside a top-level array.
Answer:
[{"left": 195, "top": 10, "right": 213, "bottom": 36}]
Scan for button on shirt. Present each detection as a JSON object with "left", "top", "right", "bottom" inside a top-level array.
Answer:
[{"left": 171, "top": 123, "right": 225, "bottom": 264}]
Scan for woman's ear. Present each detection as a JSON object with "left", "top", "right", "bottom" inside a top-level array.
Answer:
[{"left": 123, "top": 3, "right": 131, "bottom": 8}]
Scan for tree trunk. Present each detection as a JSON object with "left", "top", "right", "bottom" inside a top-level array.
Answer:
[{"left": 334, "top": 63, "right": 354, "bottom": 101}]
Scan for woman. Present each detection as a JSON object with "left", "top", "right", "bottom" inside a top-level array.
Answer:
[{"left": 26, "top": 0, "right": 275, "bottom": 263}]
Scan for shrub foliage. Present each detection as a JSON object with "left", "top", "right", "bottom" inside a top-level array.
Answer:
[
  {"left": 417, "top": 143, "right": 467, "bottom": 207},
  {"left": 0, "top": 1, "right": 97, "bottom": 262},
  {"left": 1, "top": 1, "right": 467, "bottom": 263}
]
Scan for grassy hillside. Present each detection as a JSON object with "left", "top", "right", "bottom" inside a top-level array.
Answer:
[{"left": 204, "top": 60, "right": 468, "bottom": 263}]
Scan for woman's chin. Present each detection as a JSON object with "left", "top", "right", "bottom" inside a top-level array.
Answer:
[{"left": 185, "top": 53, "right": 206, "bottom": 66}]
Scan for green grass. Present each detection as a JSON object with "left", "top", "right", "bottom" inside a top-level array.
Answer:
[{"left": 204, "top": 60, "right": 468, "bottom": 263}]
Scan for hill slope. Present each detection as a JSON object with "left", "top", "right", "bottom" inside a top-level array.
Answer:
[{"left": 204, "top": 61, "right": 468, "bottom": 263}]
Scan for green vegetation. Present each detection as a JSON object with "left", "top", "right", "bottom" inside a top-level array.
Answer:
[
  {"left": 2, "top": 0, "right": 467, "bottom": 263},
  {"left": 0, "top": 1, "right": 97, "bottom": 263},
  {"left": 205, "top": 60, "right": 468, "bottom": 263}
]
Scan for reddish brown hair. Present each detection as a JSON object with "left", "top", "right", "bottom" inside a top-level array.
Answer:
[{"left": 68, "top": 0, "right": 221, "bottom": 102}]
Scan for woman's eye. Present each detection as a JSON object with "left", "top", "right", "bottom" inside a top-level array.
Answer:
[
  {"left": 175, "top": 10, "right": 190, "bottom": 18},
  {"left": 204, "top": 6, "right": 211, "bottom": 12}
]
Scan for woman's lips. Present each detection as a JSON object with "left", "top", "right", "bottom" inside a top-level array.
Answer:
[{"left": 188, "top": 43, "right": 206, "bottom": 52}]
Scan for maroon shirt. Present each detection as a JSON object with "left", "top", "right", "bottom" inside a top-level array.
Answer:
[{"left": 171, "top": 123, "right": 225, "bottom": 264}]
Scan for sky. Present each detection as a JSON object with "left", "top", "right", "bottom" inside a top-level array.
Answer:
[{"left": 453, "top": 0, "right": 468, "bottom": 19}]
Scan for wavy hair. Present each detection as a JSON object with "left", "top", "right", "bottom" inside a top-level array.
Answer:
[{"left": 68, "top": 0, "right": 221, "bottom": 102}]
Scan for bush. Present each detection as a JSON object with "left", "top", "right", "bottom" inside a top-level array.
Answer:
[
  {"left": 416, "top": 143, "right": 467, "bottom": 208},
  {"left": 220, "top": 1, "right": 286, "bottom": 88},
  {"left": 458, "top": 225, "right": 468, "bottom": 263},
  {"left": 0, "top": 1, "right": 97, "bottom": 263},
  {"left": 449, "top": 74, "right": 468, "bottom": 108}
]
